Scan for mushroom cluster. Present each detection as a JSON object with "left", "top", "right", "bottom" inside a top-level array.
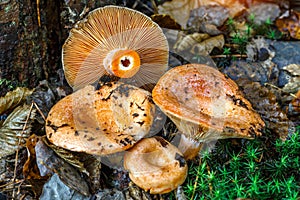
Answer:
[
  {"left": 62, "top": 5, "right": 169, "bottom": 90},
  {"left": 45, "top": 5, "right": 266, "bottom": 196},
  {"left": 46, "top": 5, "right": 187, "bottom": 195}
]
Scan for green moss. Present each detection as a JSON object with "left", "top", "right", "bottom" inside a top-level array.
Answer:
[{"left": 183, "top": 126, "right": 300, "bottom": 199}]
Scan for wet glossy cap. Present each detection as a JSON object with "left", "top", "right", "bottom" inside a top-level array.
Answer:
[
  {"left": 46, "top": 82, "right": 155, "bottom": 155},
  {"left": 152, "top": 64, "right": 265, "bottom": 141},
  {"left": 124, "top": 136, "right": 187, "bottom": 194}
]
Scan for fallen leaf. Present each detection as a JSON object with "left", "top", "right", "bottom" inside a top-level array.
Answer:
[
  {"left": 282, "top": 64, "right": 300, "bottom": 93},
  {"left": 41, "top": 136, "right": 102, "bottom": 193},
  {"left": 158, "top": 0, "right": 246, "bottom": 28},
  {"left": 286, "top": 90, "right": 300, "bottom": 125},
  {"left": 236, "top": 79, "right": 295, "bottom": 141},
  {"left": 151, "top": 14, "right": 182, "bottom": 30},
  {"left": 224, "top": 60, "right": 279, "bottom": 85},
  {"left": 248, "top": 3, "right": 280, "bottom": 25},
  {"left": 23, "top": 134, "right": 49, "bottom": 197},
  {"left": 35, "top": 139, "right": 90, "bottom": 196},
  {"left": 0, "top": 104, "right": 36, "bottom": 158},
  {"left": 187, "top": 5, "right": 229, "bottom": 34},
  {"left": 0, "top": 87, "right": 34, "bottom": 115},
  {"left": 27, "top": 80, "right": 59, "bottom": 124},
  {"left": 174, "top": 32, "right": 210, "bottom": 52},
  {"left": 40, "top": 174, "right": 90, "bottom": 200},
  {"left": 276, "top": 10, "right": 300, "bottom": 39},
  {"left": 191, "top": 34, "right": 225, "bottom": 55},
  {"left": 158, "top": 0, "right": 201, "bottom": 28}
]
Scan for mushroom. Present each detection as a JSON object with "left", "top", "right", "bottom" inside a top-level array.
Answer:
[
  {"left": 123, "top": 136, "right": 187, "bottom": 194},
  {"left": 62, "top": 5, "right": 169, "bottom": 90},
  {"left": 152, "top": 64, "right": 265, "bottom": 158},
  {"left": 45, "top": 81, "right": 155, "bottom": 155}
]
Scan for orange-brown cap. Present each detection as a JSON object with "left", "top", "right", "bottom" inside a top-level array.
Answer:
[
  {"left": 123, "top": 136, "right": 187, "bottom": 194},
  {"left": 152, "top": 64, "right": 265, "bottom": 142},
  {"left": 62, "top": 6, "right": 169, "bottom": 90},
  {"left": 45, "top": 81, "right": 155, "bottom": 155}
]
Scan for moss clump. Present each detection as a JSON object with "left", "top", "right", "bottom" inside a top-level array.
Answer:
[{"left": 182, "top": 126, "right": 300, "bottom": 199}]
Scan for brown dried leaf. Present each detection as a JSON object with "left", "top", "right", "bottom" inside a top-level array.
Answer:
[
  {"left": 24, "top": 134, "right": 47, "bottom": 179},
  {"left": 276, "top": 10, "right": 300, "bottom": 39},
  {"left": 191, "top": 34, "right": 225, "bottom": 55},
  {"left": 35, "top": 138, "right": 90, "bottom": 196},
  {"left": 187, "top": 5, "right": 229, "bottom": 34},
  {"left": 23, "top": 134, "right": 49, "bottom": 197},
  {"left": 158, "top": 0, "right": 246, "bottom": 28},
  {"left": 42, "top": 137, "right": 87, "bottom": 174},
  {"left": 236, "top": 79, "right": 294, "bottom": 141},
  {"left": 286, "top": 90, "right": 300, "bottom": 125},
  {"left": 0, "top": 87, "right": 34, "bottom": 115},
  {"left": 124, "top": 182, "right": 162, "bottom": 200},
  {"left": 282, "top": 64, "right": 300, "bottom": 93},
  {"left": 151, "top": 14, "right": 182, "bottom": 30},
  {"left": 158, "top": 0, "right": 201, "bottom": 28},
  {"left": 174, "top": 32, "right": 210, "bottom": 52},
  {"left": 283, "top": 64, "right": 300, "bottom": 76},
  {"left": 41, "top": 136, "right": 101, "bottom": 193},
  {"left": 0, "top": 104, "right": 36, "bottom": 158}
]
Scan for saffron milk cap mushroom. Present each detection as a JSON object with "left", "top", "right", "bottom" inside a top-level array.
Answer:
[
  {"left": 46, "top": 81, "right": 155, "bottom": 155},
  {"left": 62, "top": 6, "right": 169, "bottom": 90},
  {"left": 152, "top": 64, "right": 265, "bottom": 143},
  {"left": 123, "top": 136, "right": 187, "bottom": 194}
]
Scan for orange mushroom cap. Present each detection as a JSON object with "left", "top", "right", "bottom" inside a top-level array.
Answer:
[
  {"left": 45, "top": 81, "right": 155, "bottom": 155},
  {"left": 62, "top": 6, "right": 169, "bottom": 90},
  {"left": 152, "top": 64, "right": 265, "bottom": 142},
  {"left": 123, "top": 136, "right": 188, "bottom": 194}
]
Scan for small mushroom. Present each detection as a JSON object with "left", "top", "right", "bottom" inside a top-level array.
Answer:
[
  {"left": 123, "top": 136, "right": 187, "bottom": 194},
  {"left": 46, "top": 81, "right": 155, "bottom": 155},
  {"left": 62, "top": 6, "right": 169, "bottom": 90},
  {"left": 152, "top": 64, "right": 265, "bottom": 143}
]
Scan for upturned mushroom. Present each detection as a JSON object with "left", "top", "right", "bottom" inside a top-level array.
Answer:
[
  {"left": 123, "top": 136, "right": 187, "bottom": 194},
  {"left": 45, "top": 81, "right": 155, "bottom": 155},
  {"left": 62, "top": 5, "right": 169, "bottom": 90},
  {"left": 152, "top": 64, "right": 265, "bottom": 158}
]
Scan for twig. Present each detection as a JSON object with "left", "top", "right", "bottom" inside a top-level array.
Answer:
[
  {"left": 210, "top": 54, "right": 248, "bottom": 58},
  {"left": 150, "top": 0, "right": 158, "bottom": 14},
  {"left": 0, "top": 179, "right": 23, "bottom": 189},
  {"left": 12, "top": 103, "right": 34, "bottom": 199},
  {"left": 206, "top": 164, "right": 213, "bottom": 195},
  {"left": 132, "top": 0, "right": 154, "bottom": 13},
  {"left": 36, "top": 0, "right": 41, "bottom": 27},
  {"left": 33, "top": 101, "right": 46, "bottom": 121},
  {"left": 190, "top": 158, "right": 202, "bottom": 200}
]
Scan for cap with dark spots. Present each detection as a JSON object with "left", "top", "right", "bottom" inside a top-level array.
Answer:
[
  {"left": 62, "top": 5, "right": 169, "bottom": 90},
  {"left": 123, "top": 137, "right": 188, "bottom": 194},
  {"left": 45, "top": 81, "right": 155, "bottom": 155},
  {"left": 152, "top": 64, "right": 265, "bottom": 142}
]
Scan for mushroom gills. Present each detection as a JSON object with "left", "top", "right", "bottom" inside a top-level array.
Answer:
[{"left": 62, "top": 5, "right": 169, "bottom": 90}]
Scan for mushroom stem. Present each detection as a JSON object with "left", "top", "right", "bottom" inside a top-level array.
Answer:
[
  {"left": 178, "top": 133, "right": 202, "bottom": 160},
  {"left": 103, "top": 49, "right": 141, "bottom": 78}
]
